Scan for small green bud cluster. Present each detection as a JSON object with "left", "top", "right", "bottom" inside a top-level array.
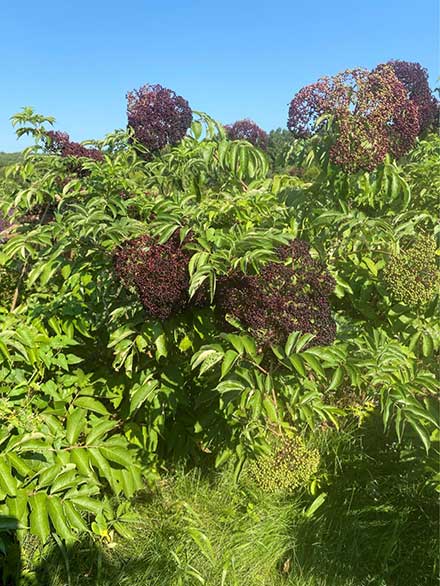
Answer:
[
  {"left": 384, "top": 234, "right": 439, "bottom": 306},
  {"left": 249, "top": 436, "right": 320, "bottom": 494}
]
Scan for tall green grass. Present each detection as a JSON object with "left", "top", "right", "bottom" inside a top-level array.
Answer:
[{"left": 23, "top": 421, "right": 439, "bottom": 586}]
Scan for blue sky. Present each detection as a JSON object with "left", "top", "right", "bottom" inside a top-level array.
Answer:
[{"left": 0, "top": 0, "right": 438, "bottom": 151}]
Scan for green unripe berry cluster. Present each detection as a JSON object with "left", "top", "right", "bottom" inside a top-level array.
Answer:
[
  {"left": 249, "top": 436, "right": 320, "bottom": 494},
  {"left": 384, "top": 234, "right": 439, "bottom": 306}
]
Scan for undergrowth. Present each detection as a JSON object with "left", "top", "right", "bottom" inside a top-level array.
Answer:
[{"left": 21, "top": 421, "right": 439, "bottom": 586}]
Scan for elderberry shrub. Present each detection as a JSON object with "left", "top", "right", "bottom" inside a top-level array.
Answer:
[
  {"left": 113, "top": 231, "right": 195, "bottom": 320},
  {"left": 249, "top": 435, "right": 320, "bottom": 494},
  {"left": 225, "top": 119, "right": 268, "bottom": 149},
  {"left": 383, "top": 234, "right": 439, "bottom": 306},
  {"left": 126, "top": 84, "right": 192, "bottom": 152},
  {"left": 216, "top": 239, "right": 336, "bottom": 348}
]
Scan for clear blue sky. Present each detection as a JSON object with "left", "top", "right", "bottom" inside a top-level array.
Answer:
[{"left": 1, "top": 0, "right": 438, "bottom": 151}]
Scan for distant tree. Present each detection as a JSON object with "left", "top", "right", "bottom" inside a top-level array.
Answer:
[
  {"left": 266, "top": 128, "right": 297, "bottom": 173},
  {"left": 0, "top": 152, "right": 21, "bottom": 171}
]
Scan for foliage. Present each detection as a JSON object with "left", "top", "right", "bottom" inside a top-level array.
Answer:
[{"left": 20, "top": 444, "right": 440, "bottom": 585}]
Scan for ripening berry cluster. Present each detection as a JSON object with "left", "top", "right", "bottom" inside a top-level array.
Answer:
[
  {"left": 126, "top": 84, "right": 192, "bottom": 152},
  {"left": 225, "top": 119, "right": 268, "bottom": 149},
  {"left": 113, "top": 231, "right": 194, "bottom": 320},
  {"left": 216, "top": 239, "right": 336, "bottom": 347},
  {"left": 287, "top": 65, "right": 420, "bottom": 173},
  {"left": 383, "top": 234, "right": 439, "bottom": 306},
  {"left": 45, "top": 131, "right": 103, "bottom": 161},
  {"left": 249, "top": 436, "right": 320, "bottom": 494},
  {"left": 386, "top": 60, "right": 438, "bottom": 133}
]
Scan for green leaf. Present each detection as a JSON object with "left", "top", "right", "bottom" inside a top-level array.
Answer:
[
  {"left": 328, "top": 366, "right": 344, "bottom": 391},
  {"left": 262, "top": 397, "right": 278, "bottom": 423},
  {"left": 74, "top": 397, "right": 109, "bottom": 415},
  {"left": 66, "top": 409, "right": 86, "bottom": 445},
  {"left": 70, "top": 496, "right": 103, "bottom": 516},
  {"left": 85, "top": 420, "right": 116, "bottom": 446},
  {"left": 406, "top": 415, "right": 431, "bottom": 453},
  {"left": 130, "top": 378, "right": 159, "bottom": 413},
  {"left": 422, "top": 333, "right": 433, "bottom": 357},
  {"left": 214, "top": 449, "right": 233, "bottom": 468},
  {"left": 63, "top": 501, "right": 89, "bottom": 533},
  {"left": 302, "top": 352, "right": 325, "bottom": 377},
  {"left": 363, "top": 257, "right": 378, "bottom": 276},
  {"left": 30, "top": 493, "right": 51, "bottom": 543},
  {"left": 47, "top": 495, "right": 76, "bottom": 542},
  {"left": 0, "top": 460, "right": 18, "bottom": 496},
  {"left": 221, "top": 350, "right": 238, "bottom": 379},
  {"left": 154, "top": 332, "right": 167, "bottom": 359},
  {"left": 289, "top": 355, "right": 306, "bottom": 377},
  {"left": 285, "top": 332, "right": 300, "bottom": 356},
  {"left": 304, "top": 493, "right": 327, "bottom": 518}
]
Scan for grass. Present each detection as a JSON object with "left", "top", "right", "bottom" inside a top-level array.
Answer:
[{"left": 14, "top": 421, "right": 440, "bottom": 585}]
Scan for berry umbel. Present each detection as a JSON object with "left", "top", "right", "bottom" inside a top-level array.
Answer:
[
  {"left": 126, "top": 84, "right": 192, "bottom": 152},
  {"left": 287, "top": 66, "right": 420, "bottom": 173}
]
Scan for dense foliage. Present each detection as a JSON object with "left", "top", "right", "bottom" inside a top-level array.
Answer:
[{"left": 0, "top": 59, "right": 439, "bottom": 585}]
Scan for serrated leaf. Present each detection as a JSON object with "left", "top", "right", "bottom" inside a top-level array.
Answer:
[
  {"left": 262, "top": 397, "right": 278, "bottom": 423},
  {"left": 47, "top": 495, "right": 76, "bottom": 542},
  {"left": 129, "top": 378, "right": 159, "bottom": 413},
  {"left": 66, "top": 409, "right": 86, "bottom": 445},
  {"left": 30, "top": 493, "right": 51, "bottom": 543},
  {"left": 74, "top": 397, "right": 109, "bottom": 415},
  {"left": 221, "top": 350, "right": 238, "bottom": 379},
  {"left": 63, "top": 500, "right": 89, "bottom": 533}
]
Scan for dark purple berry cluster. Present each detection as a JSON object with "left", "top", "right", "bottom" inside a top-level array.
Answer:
[
  {"left": 113, "top": 231, "right": 194, "bottom": 320},
  {"left": 225, "top": 119, "right": 268, "bottom": 149},
  {"left": 384, "top": 60, "right": 438, "bottom": 134},
  {"left": 45, "top": 131, "right": 103, "bottom": 161},
  {"left": 126, "top": 84, "right": 192, "bottom": 152},
  {"left": 287, "top": 66, "right": 420, "bottom": 172},
  {"left": 216, "top": 239, "right": 336, "bottom": 347}
]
